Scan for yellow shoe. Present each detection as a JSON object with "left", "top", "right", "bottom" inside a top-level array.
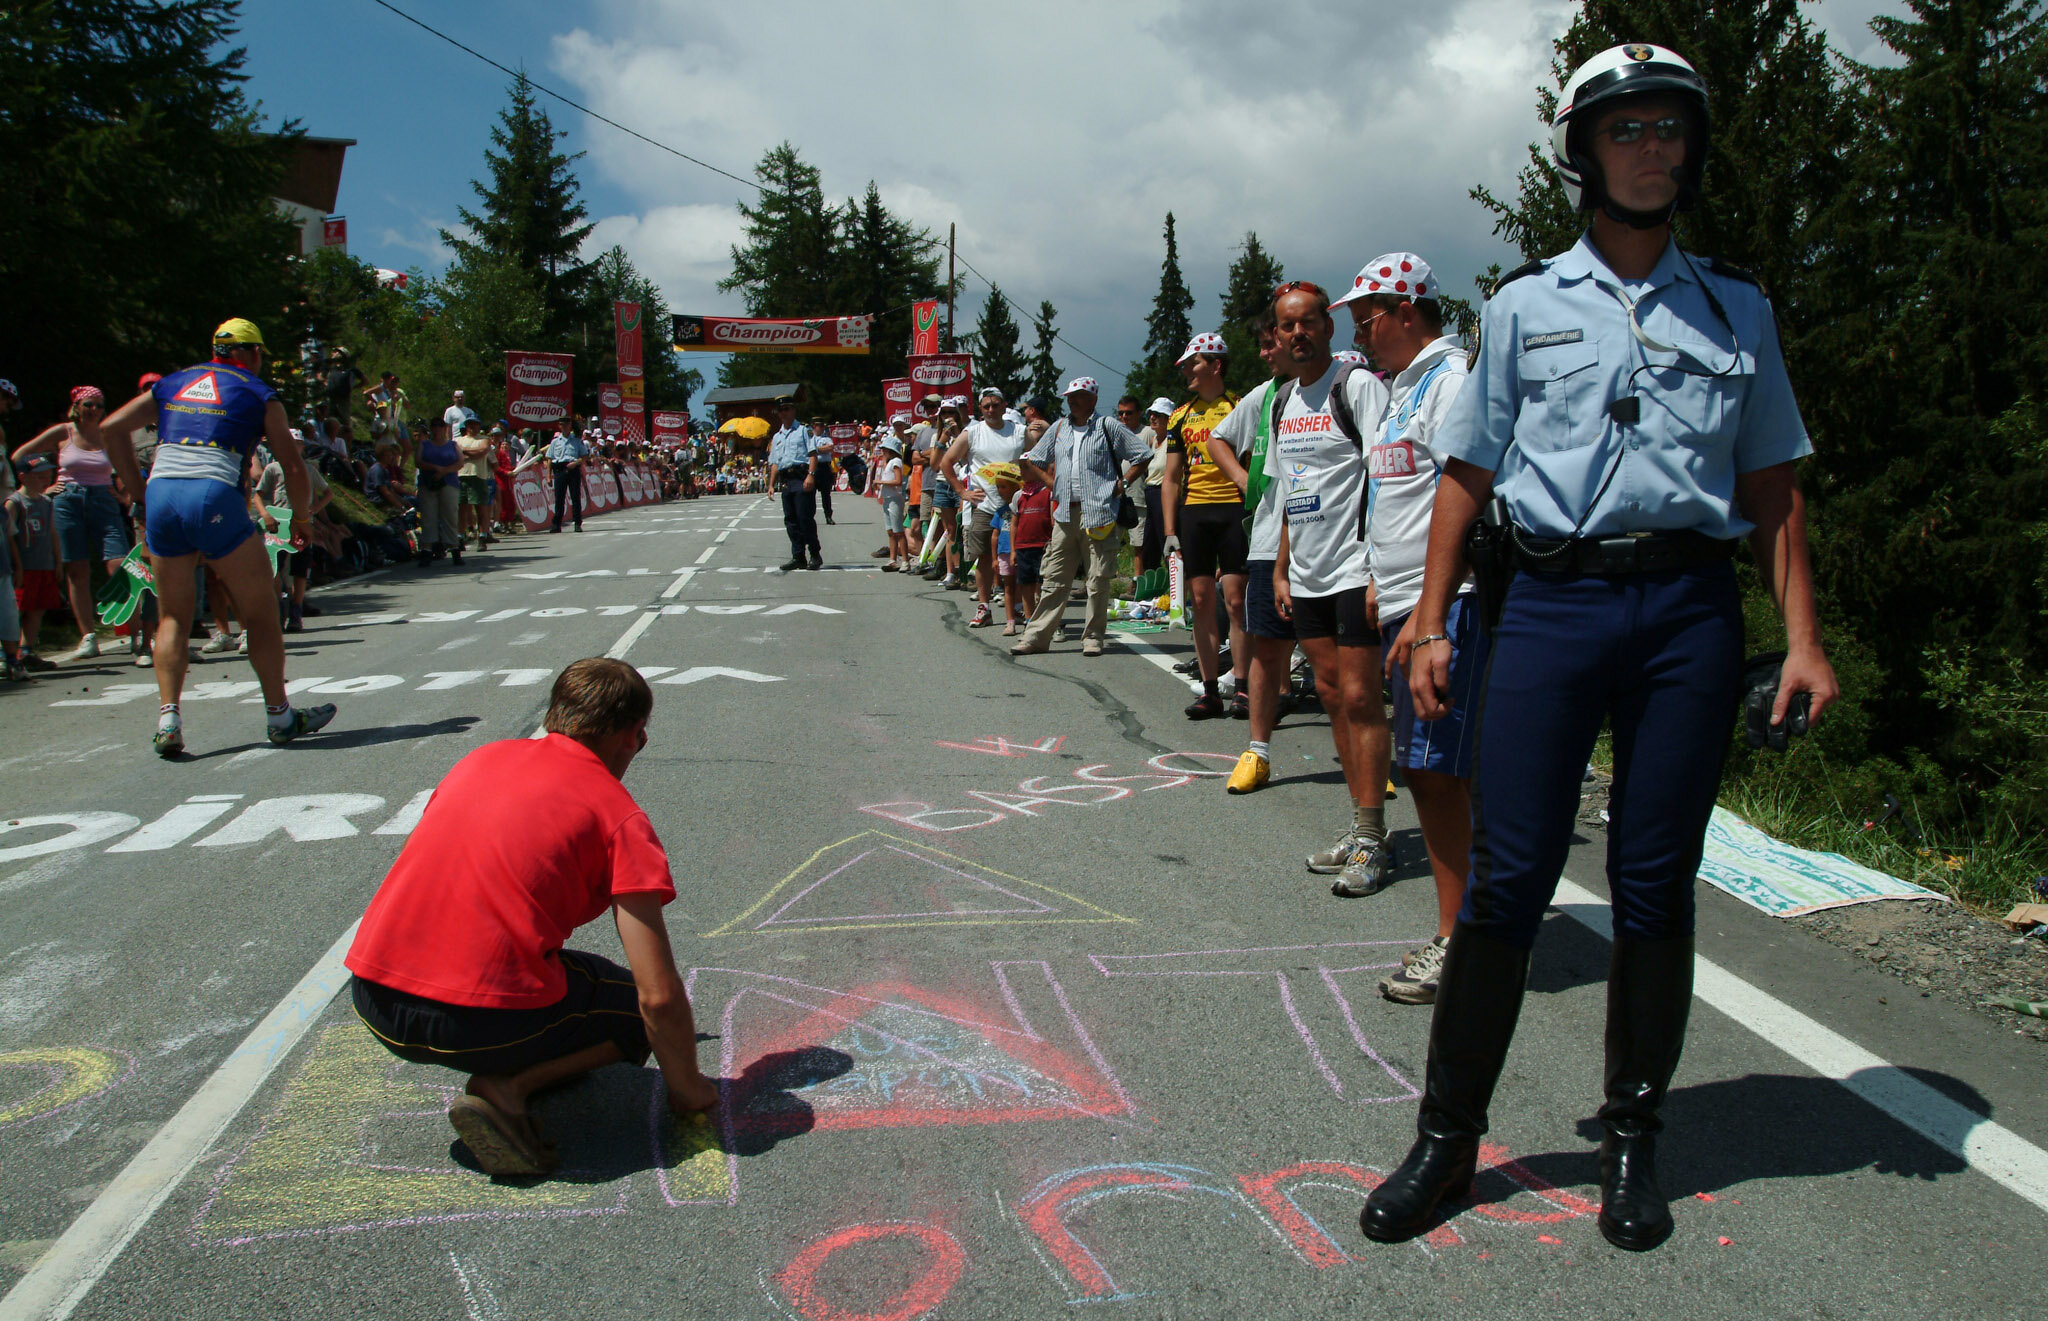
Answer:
[{"left": 1227, "top": 750, "right": 1270, "bottom": 795}]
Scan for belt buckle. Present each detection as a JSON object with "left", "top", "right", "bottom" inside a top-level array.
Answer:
[{"left": 1596, "top": 535, "right": 1648, "bottom": 574}]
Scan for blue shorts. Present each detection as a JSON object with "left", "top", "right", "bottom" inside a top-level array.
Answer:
[
  {"left": 1243, "top": 558, "right": 1294, "bottom": 640},
  {"left": 1013, "top": 545, "right": 1045, "bottom": 585},
  {"left": 1383, "top": 593, "right": 1488, "bottom": 777},
  {"left": 54, "top": 484, "right": 131, "bottom": 563},
  {"left": 930, "top": 482, "right": 960, "bottom": 510},
  {"left": 144, "top": 478, "right": 259, "bottom": 561}
]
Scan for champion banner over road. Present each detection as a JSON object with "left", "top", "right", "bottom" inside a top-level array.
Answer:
[
  {"left": 504, "top": 351, "right": 573, "bottom": 427},
  {"left": 671, "top": 314, "right": 872, "bottom": 355}
]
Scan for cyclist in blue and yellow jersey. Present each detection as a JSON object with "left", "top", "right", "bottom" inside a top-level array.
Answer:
[{"left": 99, "top": 317, "right": 338, "bottom": 757}]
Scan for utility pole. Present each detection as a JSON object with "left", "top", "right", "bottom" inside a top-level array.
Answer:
[{"left": 946, "top": 223, "right": 956, "bottom": 352}]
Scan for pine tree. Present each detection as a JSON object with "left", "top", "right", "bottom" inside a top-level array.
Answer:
[
  {"left": 1026, "top": 301, "right": 1063, "bottom": 408},
  {"left": 588, "top": 246, "right": 701, "bottom": 413},
  {"left": 1126, "top": 212, "right": 1197, "bottom": 405},
  {"left": 970, "top": 286, "right": 1028, "bottom": 403},
  {"left": 445, "top": 73, "right": 595, "bottom": 341},
  {"left": 0, "top": 0, "right": 301, "bottom": 423},
  {"left": 1217, "top": 232, "right": 1284, "bottom": 394}
]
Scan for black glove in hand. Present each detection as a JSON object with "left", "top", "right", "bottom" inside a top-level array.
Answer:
[{"left": 1743, "top": 650, "right": 1811, "bottom": 753}]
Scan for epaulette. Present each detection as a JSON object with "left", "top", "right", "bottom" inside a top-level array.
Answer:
[
  {"left": 1489, "top": 258, "right": 1546, "bottom": 297},
  {"left": 1699, "top": 256, "right": 1766, "bottom": 295}
]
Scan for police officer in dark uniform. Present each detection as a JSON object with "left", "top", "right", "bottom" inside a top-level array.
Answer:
[
  {"left": 1362, "top": 44, "right": 1838, "bottom": 1253},
  {"left": 769, "top": 398, "right": 822, "bottom": 571}
]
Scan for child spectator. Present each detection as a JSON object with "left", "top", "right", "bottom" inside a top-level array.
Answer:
[
  {"left": 1010, "top": 460, "right": 1054, "bottom": 624},
  {"left": 7, "top": 455, "right": 61, "bottom": 669}
]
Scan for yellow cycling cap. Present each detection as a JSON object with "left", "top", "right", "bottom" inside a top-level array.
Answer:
[{"left": 212, "top": 317, "right": 268, "bottom": 349}]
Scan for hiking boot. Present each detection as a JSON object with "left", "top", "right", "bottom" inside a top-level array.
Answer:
[
  {"left": 1184, "top": 692, "right": 1225, "bottom": 720},
  {"left": 1306, "top": 824, "right": 1367, "bottom": 875},
  {"left": 1381, "top": 937, "right": 1449, "bottom": 1004},
  {"left": 1225, "top": 750, "right": 1270, "bottom": 795},
  {"left": 267, "top": 703, "right": 338, "bottom": 746},
  {"left": 1332, "top": 834, "right": 1398, "bottom": 897}
]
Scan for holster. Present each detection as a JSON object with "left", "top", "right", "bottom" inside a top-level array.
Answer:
[{"left": 1465, "top": 495, "right": 1514, "bottom": 632}]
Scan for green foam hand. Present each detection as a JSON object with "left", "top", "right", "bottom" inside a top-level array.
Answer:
[
  {"left": 261, "top": 507, "right": 294, "bottom": 575},
  {"left": 95, "top": 546, "right": 156, "bottom": 627}
]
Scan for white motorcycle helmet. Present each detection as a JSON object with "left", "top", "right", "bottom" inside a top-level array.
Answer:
[{"left": 1550, "top": 43, "right": 1710, "bottom": 226}]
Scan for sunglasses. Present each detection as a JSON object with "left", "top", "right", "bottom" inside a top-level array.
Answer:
[
  {"left": 1273, "top": 280, "right": 1327, "bottom": 300},
  {"left": 1605, "top": 116, "right": 1686, "bottom": 144}
]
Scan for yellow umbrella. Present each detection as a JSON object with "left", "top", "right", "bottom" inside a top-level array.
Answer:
[{"left": 716, "top": 416, "right": 771, "bottom": 440}]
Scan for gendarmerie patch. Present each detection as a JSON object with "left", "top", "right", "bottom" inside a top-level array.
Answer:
[{"left": 1522, "top": 329, "right": 1585, "bottom": 351}]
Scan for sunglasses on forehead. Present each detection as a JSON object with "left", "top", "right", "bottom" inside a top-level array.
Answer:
[
  {"left": 1273, "top": 280, "right": 1327, "bottom": 300},
  {"left": 1604, "top": 116, "right": 1687, "bottom": 144}
]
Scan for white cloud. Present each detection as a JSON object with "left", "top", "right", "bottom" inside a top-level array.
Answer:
[{"left": 532, "top": 0, "right": 1907, "bottom": 398}]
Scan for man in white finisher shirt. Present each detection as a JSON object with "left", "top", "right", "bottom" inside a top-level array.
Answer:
[
  {"left": 1269, "top": 282, "right": 1397, "bottom": 898},
  {"left": 443, "top": 389, "right": 476, "bottom": 441},
  {"left": 1335, "top": 252, "right": 1481, "bottom": 1004},
  {"left": 943, "top": 389, "right": 1028, "bottom": 627}
]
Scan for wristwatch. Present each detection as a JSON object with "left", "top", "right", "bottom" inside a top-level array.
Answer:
[{"left": 1414, "top": 634, "right": 1452, "bottom": 647}]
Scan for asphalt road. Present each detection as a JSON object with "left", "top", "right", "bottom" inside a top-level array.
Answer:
[{"left": 1, "top": 491, "right": 2043, "bottom": 1320}]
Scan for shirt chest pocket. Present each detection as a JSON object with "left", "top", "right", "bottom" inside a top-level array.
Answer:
[
  {"left": 1643, "top": 337, "right": 1754, "bottom": 442},
  {"left": 1515, "top": 340, "right": 1603, "bottom": 451}
]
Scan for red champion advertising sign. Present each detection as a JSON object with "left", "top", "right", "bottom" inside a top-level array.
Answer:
[
  {"left": 652, "top": 410, "right": 689, "bottom": 445},
  {"left": 882, "top": 377, "right": 913, "bottom": 422},
  {"left": 598, "top": 382, "right": 624, "bottom": 438},
  {"left": 830, "top": 423, "right": 862, "bottom": 457},
  {"left": 505, "top": 351, "right": 574, "bottom": 426},
  {"left": 906, "top": 353, "right": 974, "bottom": 406},
  {"left": 911, "top": 300, "right": 942, "bottom": 356},
  {"left": 671, "top": 313, "right": 873, "bottom": 356}
]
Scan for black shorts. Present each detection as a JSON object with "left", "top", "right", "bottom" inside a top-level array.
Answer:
[
  {"left": 351, "top": 948, "right": 650, "bottom": 1077},
  {"left": 1244, "top": 558, "right": 1294, "bottom": 640},
  {"left": 1290, "top": 585, "right": 1372, "bottom": 645},
  {"left": 1179, "top": 502, "right": 1248, "bottom": 579},
  {"left": 1013, "top": 545, "right": 1046, "bottom": 585}
]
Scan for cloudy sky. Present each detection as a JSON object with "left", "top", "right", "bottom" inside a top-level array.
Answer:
[{"left": 236, "top": 0, "right": 1905, "bottom": 403}]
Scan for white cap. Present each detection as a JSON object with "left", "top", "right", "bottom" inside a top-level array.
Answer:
[
  {"left": 1175, "top": 331, "right": 1227, "bottom": 365},
  {"left": 1332, "top": 253, "right": 1436, "bottom": 308},
  {"left": 1147, "top": 396, "right": 1175, "bottom": 417},
  {"left": 1062, "top": 376, "right": 1099, "bottom": 396}
]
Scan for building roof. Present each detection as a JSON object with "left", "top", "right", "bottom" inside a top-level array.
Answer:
[
  {"left": 270, "top": 135, "right": 357, "bottom": 214},
  {"left": 702, "top": 383, "right": 803, "bottom": 406}
]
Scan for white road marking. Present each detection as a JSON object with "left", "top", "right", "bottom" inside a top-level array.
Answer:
[
  {"left": 605, "top": 611, "right": 660, "bottom": 660},
  {"left": 660, "top": 568, "right": 697, "bottom": 600},
  {"left": 1551, "top": 878, "right": 2048, "bottom": 1212},
  {"left": 0, "top": 922, "right": 360, "bottom": 1321},
  {"left": 693, "top": 545, "right": 718, "bottom": 564}
]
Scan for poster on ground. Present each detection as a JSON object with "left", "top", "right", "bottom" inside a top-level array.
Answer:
[
  {"left": 672, "top": 313, "right": 873, "bottom": 355},
  {"left": 906, "top": 353, "right": 974, "bottom": 405},
  {"left": 505, "top": 351, "right": 574, "bottom": 427}
]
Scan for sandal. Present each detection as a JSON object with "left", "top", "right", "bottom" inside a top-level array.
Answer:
[{"left": 447, "top": 1094, "right": 549, "bottom": 1176}]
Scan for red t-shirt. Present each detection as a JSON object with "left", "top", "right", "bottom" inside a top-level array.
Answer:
[
  {"left": 1012, "top": 482, "right": 1054, "bottom": 548},
  {"left": 346, "top": 734, "right": 676, "bottom": 1009}
]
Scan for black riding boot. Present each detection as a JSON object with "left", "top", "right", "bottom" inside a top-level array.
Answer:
[
  {"left": 1596, "top": 934, "right": 1694, "bottom": 1252},
  {"left": 1361, "top": 923, "right": 1530, "bottom": 1242}
]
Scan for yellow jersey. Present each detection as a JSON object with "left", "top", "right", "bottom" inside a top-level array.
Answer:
[{"left": 1165, "top": 393, "right": 1242, "bottom": 506}]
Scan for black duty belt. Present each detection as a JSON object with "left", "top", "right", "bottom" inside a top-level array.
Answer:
[{"left": 1512, "top": 529, "right": 1737, "bottom": 576}]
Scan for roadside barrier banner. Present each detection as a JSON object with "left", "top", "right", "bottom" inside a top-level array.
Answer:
[
  {"left": 504, "top": 351, "right": 573, "bottom": 427},
  {"left": 509, "top": 461, "right": 663, "bottom": 532}
]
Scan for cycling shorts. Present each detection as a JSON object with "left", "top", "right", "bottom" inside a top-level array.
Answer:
[{"left": 144, "top": 477, "right": 258, "bottom": 561}]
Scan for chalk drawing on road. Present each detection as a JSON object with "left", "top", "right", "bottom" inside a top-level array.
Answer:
[
  {"left": 1091, "top": 943, "right": 1423, "bottom": 1105},
  {"left": 703, "top": 831, "right": 1134, "bottom": 937},
  {"left": 191, "top": 1023, "right": 723, "bottom": 1245},
  {"left": 1015, "top": 1163, "right": 1277, "bottom": 1304},
  {"left": 932, "top": 735, "right": 1067, "bottom": 757},
  {"left": 858, "top": 753, "right": 1239, "bottom": 833},
  {"left": 0, "top": 1047, "right": 134, "bottom": 1127},
  {"left": 771, "top": 1221, "right": 966, "bottom": 1321}
]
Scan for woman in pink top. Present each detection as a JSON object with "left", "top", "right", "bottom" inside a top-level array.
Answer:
[{"left": 11, "top": 385, "right": 137, "bottom": 662}]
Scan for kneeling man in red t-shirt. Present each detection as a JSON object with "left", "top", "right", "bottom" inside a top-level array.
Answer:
[{"left": 346, "top": 658, "right": 717, "bottom": 1176}]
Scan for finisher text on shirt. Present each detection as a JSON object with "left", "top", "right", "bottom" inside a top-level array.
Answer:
[{"left": 1276, "top": 360, "right": 1387, "bottom": 598}]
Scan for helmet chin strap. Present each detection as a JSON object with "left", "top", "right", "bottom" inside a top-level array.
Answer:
[{"left": 1600, "top": 198, "right": 1676, "bottom": 230}]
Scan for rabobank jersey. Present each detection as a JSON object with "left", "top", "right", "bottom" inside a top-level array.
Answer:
[{"left": 149, "top": 360, "right": 275, "bottom": 485}]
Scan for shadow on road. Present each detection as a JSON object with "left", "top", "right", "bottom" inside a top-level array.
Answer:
[{"left": 1508, "top": 1066, "right": 1978, "bottom": 1200}]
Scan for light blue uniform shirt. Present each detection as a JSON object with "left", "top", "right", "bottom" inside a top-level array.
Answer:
[
  {"left": 1438, "top": 234, "right": 1810, "bottom": 540},
  {"left": 768, "top": 423, "right": 813, "bottom": 471},
  {"left": 1023, "top": 414, "right": 1149, "bottom": 529},
  {"left": 544, "top": 433, "right": 584, "bottom": 464}
]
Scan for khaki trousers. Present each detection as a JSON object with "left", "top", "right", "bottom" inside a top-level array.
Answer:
[{"left": 1020, "top": 508, "right": 1118, "bottom": 648}]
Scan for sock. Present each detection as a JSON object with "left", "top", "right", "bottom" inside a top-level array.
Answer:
[
  {"left": 1354, "top": 802, "right": 1386, "bottom": 839},
  {"left": 266, "top": 702, "right": 293, "bottom": 730},
  {"left": 1249, "top": 739, "right": 1270, "bottom": 760},
  {"left": 1203, "top": 680, "right": 1218, "bottom": 696},
  {"left": 158, "top": 703, "right": 181, "bottom": 733}
]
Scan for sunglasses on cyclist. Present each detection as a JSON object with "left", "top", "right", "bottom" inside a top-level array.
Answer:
[{"left": 1604, "top": 116, "right": 1686, "bottom": 145}]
